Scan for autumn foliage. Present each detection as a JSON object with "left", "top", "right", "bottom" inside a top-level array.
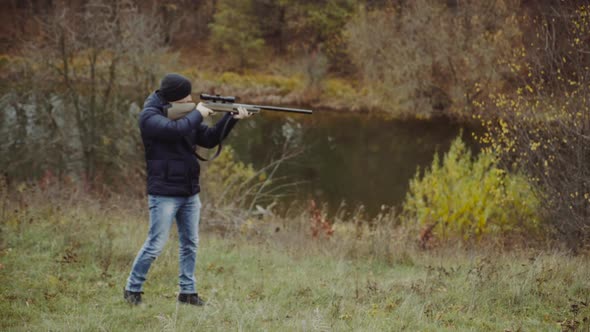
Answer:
[{"left": 309, "top": 199, "right": 334, "bottom": 239}]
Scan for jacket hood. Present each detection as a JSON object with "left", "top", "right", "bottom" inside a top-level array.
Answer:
[{"left": 143, "top": 91, "right": 169, "bottom": 111}]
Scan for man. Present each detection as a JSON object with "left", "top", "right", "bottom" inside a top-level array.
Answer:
[{"left": 124, "top": 73, "right": 251, "bottom": 306}]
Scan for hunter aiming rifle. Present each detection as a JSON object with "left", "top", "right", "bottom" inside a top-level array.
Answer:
[
  {"left": 166, "top": 93, "right": 313, "bottom": 161},
  {"left": 166, "top": 93, "right": 313, "bottom": 120}
]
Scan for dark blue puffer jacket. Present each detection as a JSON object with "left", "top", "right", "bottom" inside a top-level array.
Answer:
[{"left": 138, "top": 91, "right": 238, "bottom": 196}]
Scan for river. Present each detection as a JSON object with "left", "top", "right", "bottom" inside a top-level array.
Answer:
[{"left": 210, "top": 110, "right": 477, "bottom": 217}]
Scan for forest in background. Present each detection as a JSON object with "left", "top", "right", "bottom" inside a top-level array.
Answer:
[
  {"left": 0, "top": 0, "right": 588, "bottom": 249},
  {"left": 0, "top": 0, "right": 577, "bottom": 116}
]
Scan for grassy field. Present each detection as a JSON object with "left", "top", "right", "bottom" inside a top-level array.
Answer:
[{"left": 1, "top": 193, "right": 590, "bottom": 332}]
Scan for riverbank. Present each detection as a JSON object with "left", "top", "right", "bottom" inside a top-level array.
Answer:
[
  {"left": 179, "top": 67, "right": 372, "bottom": 114},
  {"left": 0, "top": 52, "right": 474, "bottom": 120},
  {"left": 1, "top": 194, "right": 589, "bottom": 331},
  {"left": 0, "top": 51, "right": 371, "bottom": 114}
]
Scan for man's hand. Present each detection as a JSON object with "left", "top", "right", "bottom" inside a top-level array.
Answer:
[
  {"left": 233, "top": 106, "right": 253, "bottom": 119},
  {"left": 196, "top": 102, "right": 214, "bottom": 118}
]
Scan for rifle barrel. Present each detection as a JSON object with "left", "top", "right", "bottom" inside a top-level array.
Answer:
[
  {"left": 204, "top": 102, "right": 313, "bottom": 115},
  {"left": 257, "top": 105, "right": 313, "bottom": 114}
]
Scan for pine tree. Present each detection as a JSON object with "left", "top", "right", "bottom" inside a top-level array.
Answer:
[{"left": 209, "top": 0, "right": 265, "bottom": 69}]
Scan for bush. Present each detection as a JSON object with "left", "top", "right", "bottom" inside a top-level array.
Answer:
[
  {"left": 402, "top": 136, "right": 540, "bottom": 239},
  {"left": 201, "top": 145, "right": 258, "bottom": 203},
  {"left": 200, "top": 144, "right": 302, "bottom": 231}
]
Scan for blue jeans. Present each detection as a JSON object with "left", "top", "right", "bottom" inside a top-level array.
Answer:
[{"left": 125, "top": 194, "right": 201, "bottom": 294}]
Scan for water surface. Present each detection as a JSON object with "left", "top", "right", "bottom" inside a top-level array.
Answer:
[{"left": 220, "top": 110, "right": 475, "bottom": 217}]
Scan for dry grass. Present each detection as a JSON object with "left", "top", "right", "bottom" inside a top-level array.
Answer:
[{"left": 1, "top": 184, "right": 589, "bottom": 331}]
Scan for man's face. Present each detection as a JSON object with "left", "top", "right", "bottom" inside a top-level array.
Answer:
[{"left": 173, "top": 94, "right": 193, "bottom": 103}]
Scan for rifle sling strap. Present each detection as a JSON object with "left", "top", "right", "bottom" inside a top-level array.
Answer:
[
  {"left": 191, "top": 114, "right": 232, "bottom": 162},
  {"left": 194, "top": 144, "right": 222, "bottom": 162}
]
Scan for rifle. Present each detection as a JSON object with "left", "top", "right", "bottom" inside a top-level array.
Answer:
[
  {"left": 166, "top": 93, "right": 313, "bottom": 120},
  {"left": 165, "top": 94, "right": 312, "bottom": 161}
]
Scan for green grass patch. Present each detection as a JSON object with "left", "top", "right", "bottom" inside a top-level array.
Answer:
[
  {"left": 1, "top": 198, "right": 589, "bottom": 331},
  {"left": 181, "top": 68, "right": 305, "bottom": 96}
]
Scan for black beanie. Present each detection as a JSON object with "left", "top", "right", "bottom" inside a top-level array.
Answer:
[{"left": 159, "top": 73, "right": 192, "bottom": 102}]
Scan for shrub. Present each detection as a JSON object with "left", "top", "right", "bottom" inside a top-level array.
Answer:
[
  {"left": 201, "top": 145, "right": 258, "bottom": 204},
  {"left": 200, "top": 144, "right": 302, "bottom": 231},
  {"left": 216, "top": 71, "right": 303, "bottom": 94},
  {"left": 402, "top": 136, "right": 540, "bottom": 239}
]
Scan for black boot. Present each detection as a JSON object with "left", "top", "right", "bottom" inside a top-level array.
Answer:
[
  {"left": 178, "top": 293, "right": 205, "bottom": 306},
  {"left": 124, "top": 288, "right": 143, "bottom": 305}
]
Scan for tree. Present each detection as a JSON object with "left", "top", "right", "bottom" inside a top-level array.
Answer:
[
  {"left": 478, "top": 2, "right": 590, "bottom": 249},
  {"left": 0, "top": 0, "right": 173, "bottom": 186},
  {"left": 209, "top": 0, "right": 265, "bottom": 69},
  {"left": 346, "top": 0, "right": 522, "bottom": 118}
]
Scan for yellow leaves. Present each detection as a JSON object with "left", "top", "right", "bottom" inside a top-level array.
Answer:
[
  {"left": 403, "top": 136, "right": 539, "bottom": 239},
  {"left": 239, "top": 219, "right": 255, "bottom": 234},
  {"left": 217, "top": 71, "right": 303, "bottom": 93},
  {"left": 324, "top": 78, "right": 358, "bottom": 99},
  {"left": 369, "top": 303, "right": 380, "bottom": 318},
  {"left": 101, "top": 135, "right": 111, "bottom": 146},
  {"left": 203, "top": 145, "right": 260, "bottom": 199},
  {"left": 47, "top": 275, "right": 60, "bottom": 287},
  {"left": 510, "top": 63, "right": 522, "bottom": 73},
  {"left": 4, "top": 217, "right": 20, "bottom": 228},
  {"left": 339, "top": 313, "right": 352, "bottom": 321},
  {"left": 498, "top": 119, "right": 510, "bottom": 135},
  {"left": 16, "top": 182, "right": 30, "bottom": 193}
]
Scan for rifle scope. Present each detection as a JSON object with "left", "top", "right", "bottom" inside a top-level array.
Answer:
[{"left": 200, "top": 93, "right": 236, "bottom": 103}]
